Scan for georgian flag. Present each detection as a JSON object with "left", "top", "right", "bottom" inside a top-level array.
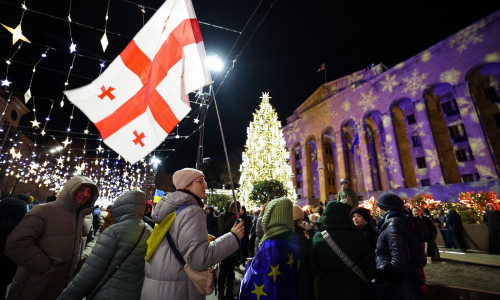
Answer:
[{"left": 64, "top": 0, "right": 211, "bottom": 164}]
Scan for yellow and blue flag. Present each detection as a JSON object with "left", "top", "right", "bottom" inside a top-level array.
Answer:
[
  {"left": 239, "top": 238, "right": 300, "bottom": 300},
  {"left": 153, "top": 189, "right": 165, "bottom": 203}
]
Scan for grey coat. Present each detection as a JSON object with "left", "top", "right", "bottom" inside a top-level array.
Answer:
[
  {"left": 58, "top": 190, "right": 152, "bottom": 300},
  {"left": 141, "top": 191, "right": 239, "bottom": 300},
  {"left": 5, "top": 176, "right": 99, "bottom": 300}
]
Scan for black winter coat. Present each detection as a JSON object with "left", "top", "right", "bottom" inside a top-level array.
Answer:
[
  {"left": 376, "top": 211, "right": 426, "bottom": 300},
  {"left": 206, "top": 213, "right": 219, "bottom": 237}
]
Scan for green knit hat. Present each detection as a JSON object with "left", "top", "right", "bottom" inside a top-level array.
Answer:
[{"left": 260, "top": 197, "right": 294, "bottom": 244}]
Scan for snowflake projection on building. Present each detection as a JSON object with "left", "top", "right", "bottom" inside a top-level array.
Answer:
[
  {"left": 302, "top": 102, "right": 336, "bottom": 132},
  {"left": 342, "top": 100, "right": 351, "bottom": 111},
  {"left": 439, "top": 68, "right": 461, "bottom": 85},
  {"left": 424, "top": 149, "right": 439, "bottom": 170},
  {"left": 359, "top": 88, "right": 379, "bottom": 111},
  {"left": 421, "top": 50, "right": 432, "bottom": 62},
  {"left": 402, "top": 69, "right": 428, "bottom": 97},
  {"left": 477, "top": 165, "right": 496, "bottom": 178},
  {"left": 415, "top": 101, "right": 425, "bottom": 113},
  {"left": 381, "top": 114, "right": 392, "bottom": 128},
  {"left": 380, "top": 74, "right": 399, "bottom": 93},
  {"left": 395, "top": 62, "right": 405, "bottom": 70},
  {"left": 469, "top": 137, "right": 486, "bottom": 157},
  {"left": 347, "top": 71, "right": 364, "bottom": 90},
  {"left": 456, "top": 97, "right": 477, "bottom": 123},
  {"left": 485, "top": 52, "right": 500, "bottom": 63},
  {"left": 448, "top": 20, "right": 486, "bottom": 54},
  {"left": 284, "top": 122, "right": 303, "bottom": 146}
]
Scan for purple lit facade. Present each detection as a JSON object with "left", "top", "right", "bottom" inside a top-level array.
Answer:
[{"left": 283, "top": 11, "right": 500, "bottom": 206}]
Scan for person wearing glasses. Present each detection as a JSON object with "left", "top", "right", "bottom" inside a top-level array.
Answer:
[{"left": 142, "top": 168, "right": 245, "bottom": 300}]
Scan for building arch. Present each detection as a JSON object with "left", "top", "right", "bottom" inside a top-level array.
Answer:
[
  {"left": 391, "top": 98, "right": 418, "bottom": 187},
  {"left": 363, "top": 110, "right": 388, "bottom": 190},
  {"left": 465, "top": 62, "right": 500, "bottom": 177},
  {"left": 424, "top": 83, "right": 465, "bottom": 183},
  {"left": 341, "top": 119, "right": 363, "bottom": 191},
  {"left": 322, "top": 127, "right": 337, "bottom": 200},
  {"left": 305, "top": 136, "right": 320, "bottom": 199},
  {"left": 291, "top": 142, "right": 304, "bottom": 199}
]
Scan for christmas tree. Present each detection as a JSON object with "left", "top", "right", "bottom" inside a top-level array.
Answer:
[{"left": 238, "top": 92, "right": 296, "bottom": 208}]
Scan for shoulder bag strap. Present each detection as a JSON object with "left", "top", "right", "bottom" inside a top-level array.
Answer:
[
  {"left": 321, "top": 230, "right": 367, "bottom": 283},
  {"left": 88, "top": 224, "right": 146, "bottom": 299},
  {"left": 166, "top": 231, "right": 186, "bottom": 265}
]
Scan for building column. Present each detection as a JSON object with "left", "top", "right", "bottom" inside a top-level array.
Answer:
[
  {"left": 414, "top": 99, "right": 445, "bottom": 185},
  {"left": 301, "top": 142, "right": 312, "bottom": 199},
  {"left": 381, "top": 113, "right": 404, "bottom": 189},
  {"left": 372, "top": 127, "right": 390, "bottom": 190},
  {"left": 316, "top": 137, "right": 327, "bottom": 204},
  {"left": 455, "top": 84, "right": 499, "bottom": 179},
  {"left": 358, "top": 126, "right": 371, "bottom": 193},
  {"left": 334, "top": 130, "right": 347, "bottom": 186}
]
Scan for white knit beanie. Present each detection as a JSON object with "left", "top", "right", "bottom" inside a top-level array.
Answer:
[{"left": 172, "top": 168, "right": 204, "bottom": 189}]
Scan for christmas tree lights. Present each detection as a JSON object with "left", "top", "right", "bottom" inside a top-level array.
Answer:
[{"left": 238, "top": 92, "right": 296, "bottom": 208}]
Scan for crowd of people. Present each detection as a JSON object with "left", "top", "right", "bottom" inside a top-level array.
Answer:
[{"left": 0, "top": 172, "right": 499, "bottom": 300}]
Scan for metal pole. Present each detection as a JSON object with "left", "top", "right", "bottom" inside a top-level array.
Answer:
[{"left": 196, "top": 94, "right": 207, "bottom": 171}]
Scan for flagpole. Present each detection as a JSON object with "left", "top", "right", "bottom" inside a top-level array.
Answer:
[
  {"left": 210, "top": 85, "right": 240, "bottom": 220},
  {"left": 195, "top": 92, "right": 209, "bottom": 171}
]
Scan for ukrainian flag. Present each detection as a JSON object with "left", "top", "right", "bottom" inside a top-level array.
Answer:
[{"left": 153, "top": 189, "right": 165, "bottom": 203}]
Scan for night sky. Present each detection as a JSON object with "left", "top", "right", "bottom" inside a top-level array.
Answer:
[{"left": 1, "top": 0, "right": 499, "bottom": 174}]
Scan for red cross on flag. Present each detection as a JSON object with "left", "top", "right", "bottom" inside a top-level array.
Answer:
[{"left": 64, "top": 0, "right": 211, "bottom": 164}]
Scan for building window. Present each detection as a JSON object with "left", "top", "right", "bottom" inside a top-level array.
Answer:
[
  {"left": 296, "top": 167, "right": 302, "bottom": 175},
  {"left": 475, "top": 173, "right": 480, "bottom": 181},
  {"left": 455, "top": 149, "right": 468, "bottom": 162},
  {"left": 407, "top": 114, "right": 416, "bottom": 124},
  {"left": 467, "top": 147, "right": 474, "bottom": 161},
  {"left": 484, "top": 86, "right": 500, "bottom": 104},
  {"left": 441, "top": 99, "right": 460, "bottom": 117},
  {"left": 411, "top": 135, "right": 422, "bottom": 147},
  {"left": 421, "top": 179, "right": 431, "bottom": 186},
  {"left": 327, "top": 163, "right": 334, "bottom": 171},
  {"left": 494, "top": 113, "right": 500, "bottom": 128},
  {"left": 461, "top": 174, "right": 474, "bottom": 182},
  {"left": 296, "top": 181, "right": 301, "bottom": 188},
  {"left": 295, "top": 152, "right": 301, "bottom": 161},
  {"left": 448, "top": 123, "right": 468, "bottom": 143},
  {"left": 416, "top": 157, "right": 427, "bottom": 169}
]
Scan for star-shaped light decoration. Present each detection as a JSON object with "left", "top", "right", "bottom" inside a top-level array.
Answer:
[
  {"left": 96, "top": 145, "right": 104, "bottom": 152},
  {"left": 260, "top": 92, "right": 271, "bottom": 101},
  {"left": 1, "top": 79, "right": 11, "bottom": 86},
  {"left": 1, "top": 23, "right": 31, "bottom": 44},
  {"left": 175, "top": 134, "right": 180, "bottom": 139},
  {"left": 62, "top": 138, "right": 72, "bottom": 147},
  {"left": 83, "top": 129, "right": 89, "bottom": 134},
  {"left": 69, "top": 42, "right": 76, "bottom": 53},
  {"left": 193, "top": 118, "right": 199, "bottom": 124},
  {"left": 24, "top": 88, "right": 31, "bottom": 103},
  {"left": 30, "top": 119, "right": 41, "bottom": 128},
  {"left": 101, "top": 32, "right": 109, "bottom": 51},
  {"left": 56, "top": 157, "right": 64, "bottom": 165}
]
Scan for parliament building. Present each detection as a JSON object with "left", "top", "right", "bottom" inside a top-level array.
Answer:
[{"left": 283, "top": 10, "right": 500, "bottom": 206}]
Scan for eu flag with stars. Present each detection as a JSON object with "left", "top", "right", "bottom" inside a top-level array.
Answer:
[{"left": 239, "top": 238, "right": 300, "bottom": 300}]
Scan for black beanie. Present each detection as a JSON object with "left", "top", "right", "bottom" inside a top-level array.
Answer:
[
  {"left": 376, "top": 192, "right": 404, "bottom": 212},
  {"left": 351, "top": 207, "right": 371, "bottom": 223}
]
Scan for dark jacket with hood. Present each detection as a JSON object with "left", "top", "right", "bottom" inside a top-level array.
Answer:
[
  {"left": 58, "top": 190, "right": 153, "bottom": 300},
  {"left": 206, "top": 206, "right": 218, "bottom": 237},
  {"left": 310, "top": 201, "right": 375, "bottom": 300},
  {"left": 5, "top": 176, "right": 98, "bottom": 300},
  {"left": 376, "top": 210, "right": 426, "bottom": 300}
]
